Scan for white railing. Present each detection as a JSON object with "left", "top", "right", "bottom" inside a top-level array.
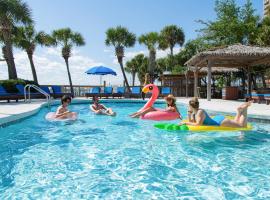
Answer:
[{"left": 24, "top": 84, "right": 51, "bottom": 107}]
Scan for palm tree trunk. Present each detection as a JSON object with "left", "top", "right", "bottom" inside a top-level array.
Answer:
[
  {"left": 2, "top": 45, "right": 12, "bottom": 77},
  {"left": 132, "top": 72, "right": 136, "bottom": 86},
  {"left": 64, "top": 58, "right": 74, "bottom": 96},
  {"left": 149, "top": 50, "right": 156, "bottom": 83},
  {"left": 4, "top": 40, "right": 17, "bottom": 79},
  {"left": 118, "top": 56, "right": 131, "bottom": 92},
  {"left": 262, "top": 74, "right": 267, "bottom": 88},
  {"left": 170, "top": 46, "right": 173, "bottom": 56},
  {"left": 27, "top": 52, "right": 38, "bottom": 84}
]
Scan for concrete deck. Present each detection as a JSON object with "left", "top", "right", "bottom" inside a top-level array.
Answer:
[{"left": 0, "top": 98, "right": 269, "bottom": 126}]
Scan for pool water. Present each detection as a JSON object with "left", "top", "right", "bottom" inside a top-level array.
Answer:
[{"left": 0, "top": 102, "right": 270, "bottom": 199}]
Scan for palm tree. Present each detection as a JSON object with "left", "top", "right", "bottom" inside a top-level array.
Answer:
[
  {"left": 0, "top": 0, "right": 32, "bottom": 79},
  {"left": 52, "top": 28, "right": 85, "bottom": 96},
  {"left": 159, "top": 25, "right": 185, "bottom": 56},
  {"left": 14, "top": 25, "right": 54, "bottom": 84},
  {"left": 125, "top": 59, "right": 137, "bottom": 86},
  {"left": 125, "top": 54, "right": 146, "bottom": 86},
  {"left": 105, "top": 26, "right": 136, "bottom": 92},
  {"left": 138, "top": 32, "right": 160, "bottom": 83}
]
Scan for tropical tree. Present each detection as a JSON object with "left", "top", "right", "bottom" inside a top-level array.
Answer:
[
  {"left": 105, "top": 26, "right": 136, "bottom": 92},
  {"left": 135, "top": 54, "right": 149, "bottom": 85},
  {"left": 0, "top": 0, "right": 32, "bottom": 79},
  {"left": 138, "top": 32, "right": 160, "bottom": 83},
  {"left": 52, "top": 28, "right": 85, "bottom": 96},
  {"left": 256, "top": 16, "right": 270, "bottom": 46},
  {"left": 241, "top": 0, "right": 260, "bottom": 45},
  {"left": 14, "top": 25, "right": 54, "bottom": 84},
  {"left": 197, "top": 0, "right": 259, "bottom": 46},
  {"left": 125, "top": 59, "right": 137, "bottom": 86},
  {"left": 159, "top": 25, "right": 185, "bottom": 56}
]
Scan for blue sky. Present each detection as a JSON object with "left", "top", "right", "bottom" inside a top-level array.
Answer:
[{"left": 0, "top": 0, "right": 263, "bottom": 85}]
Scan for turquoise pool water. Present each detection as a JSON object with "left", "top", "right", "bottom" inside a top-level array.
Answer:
[{"left": 0, "top": 102, "right": 270, "bottom": 199}]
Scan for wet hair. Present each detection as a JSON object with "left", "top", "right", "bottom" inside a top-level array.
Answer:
[
  {"left": 61, "top": 95, "right": 71, "bottom": 104},
  {"left": 165, "top": 94, "right": 176, "bottom": 107},
  {"left": 92, "top": 96, "right": 98, "bottom": 102},
  {"left": 189, "top": 97, "right": 199, "bottom": 109}
]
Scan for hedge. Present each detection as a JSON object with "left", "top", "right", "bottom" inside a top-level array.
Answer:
[{"left": 0, "top": 79, "right": 38, "bottom": 93}]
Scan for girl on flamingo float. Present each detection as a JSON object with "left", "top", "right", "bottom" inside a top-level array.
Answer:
[
  {"left": 130, "top": 94, "right": 180, "bottom": 118},
  {"left": 130, "top": 84, "right": 182, "bottom": 120}
]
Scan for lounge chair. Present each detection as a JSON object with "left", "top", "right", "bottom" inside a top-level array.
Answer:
[
  {"left": 16, "top": 84, "right": 43, "bottom": 99},
  {"left": 160, "top": 87, "right": 172, "bottom": 98},
  {"left": 0, "top": 85, "right": 23, "bottom": 102},
  {"left": 130, "top": 87, "right": 141, "bottom": 98},
  {"left": 51, "top": 86, "right": 72, "bottom": 98},
  {"left": 112, "top": 87, "right": 125, "bottom": 98},
  {"left": 39, "top": 86, "right": 51, "bottom": 95},
  {"left": 264, "top": 94, "right": 270, "bottom": 105},
  {"left": 245, "top": 92, "right": 265, "bottom": 104},
  {"left": 85, "top": 87, "right": 101, "bottom": 98},
  {"left": 100, "top": 87, "right": 113, "bottom": 98}
]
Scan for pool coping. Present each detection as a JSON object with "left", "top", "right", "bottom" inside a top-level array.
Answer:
[{"left": 0, "top": 98, "right": 269, "bottom": 127}]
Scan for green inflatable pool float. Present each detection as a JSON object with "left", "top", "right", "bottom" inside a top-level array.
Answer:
[{"left": 154, "top": 122, "right": 252, "bottom": 132}]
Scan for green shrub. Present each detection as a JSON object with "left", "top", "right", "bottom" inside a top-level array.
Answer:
[{"left": 0, "top": 79, "right": 39, "bottom": 93}]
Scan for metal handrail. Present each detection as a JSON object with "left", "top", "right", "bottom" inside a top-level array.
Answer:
[{"left": 24, "top": 84, "right": 51, "bottom": 107}]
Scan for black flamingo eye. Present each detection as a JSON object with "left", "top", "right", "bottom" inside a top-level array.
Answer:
[{"left": 149, "top": 86, "right": 153, "bottom": 90}]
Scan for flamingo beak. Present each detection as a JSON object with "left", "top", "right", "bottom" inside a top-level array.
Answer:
[
  {"left": 142, "top": 87, "right": 149, "bottom": 93},
  {"left": 141, "top": 87, "right": 149, "bottom": 100}
]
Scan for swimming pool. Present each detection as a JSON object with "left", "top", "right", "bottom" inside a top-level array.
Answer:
[{"left": 0, "top": 102, "right": 270, "bottom": 199}]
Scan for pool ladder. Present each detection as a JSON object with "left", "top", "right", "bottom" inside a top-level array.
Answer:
[{"left": 24, "top": 84, "right": 51, "bottom": 108}]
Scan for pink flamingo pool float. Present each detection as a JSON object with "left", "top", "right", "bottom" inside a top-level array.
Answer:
[{"left": 139, "top": 84, "right": 180, "bottom": 121}]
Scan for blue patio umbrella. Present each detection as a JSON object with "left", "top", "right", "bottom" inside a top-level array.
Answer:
[{"left": 85, "top": 66, "right": 117, "bottom": 85}]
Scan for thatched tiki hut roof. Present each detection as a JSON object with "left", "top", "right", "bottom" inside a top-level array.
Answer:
[{"left": 185, "top": 44, "right": 270, "bottom": 100}]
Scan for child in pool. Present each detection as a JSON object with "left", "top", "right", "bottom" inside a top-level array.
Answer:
[
  {"left": 130, "top": 94, "right": 182, "bottom": 118},
  {"left": 55, "top": 95, "right": 77, "bottom": 119},
  {"left": 90, "top": 96, "right": 116, "bottom": 116}
]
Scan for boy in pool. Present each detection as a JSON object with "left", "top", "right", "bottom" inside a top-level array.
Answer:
[
  {"left": 90, "top": 96, "right": 116, "bottom": 116},
  {"left": 130, "top": 94, "right": 182, "bottom": 118},
  {"left": 55, "top": 95, "right": 77, "bottom": 119}
]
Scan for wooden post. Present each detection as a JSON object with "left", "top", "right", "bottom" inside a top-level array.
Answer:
[
  {"left": 247, "top": 66, "right": 252, "bottom": 96},
  {"left": 185, "top": 71, "right": 189, "bottom": 97},
  {"left": 194, "top": 66, "right": 198, "bottom": 97},
  {"left": 207, "top": 60, "right": 212, "bottom": 101}
]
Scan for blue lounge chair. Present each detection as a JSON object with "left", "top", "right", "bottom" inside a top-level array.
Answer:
[
  {"left": 39, "top": 86, "right": 51, "bottom": 95},
  {"left": 0, "top": 85, "right": 23, "bottom": 102},
  {"left": 130, "top": 87, "right": 141, "bottom": 98},
  {"left": 160, "top": 87, "right": 172, "bottom": 97},
  {"left": 113, "top": 87, "right": 125, "bottom": 98},
  {"left": 85, "top": 87, "right": 101, "bottom": 98},
  {"left": 101, "top": 87, "right": 113, "bottom": 98},
  {"left": 51, "top": 85, "right": 72, "bottom": 98},
  {"left": 16, "top": 84, "right": 46, "bottom": 99}
]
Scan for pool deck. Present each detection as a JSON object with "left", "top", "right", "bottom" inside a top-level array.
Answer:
[{"left": 0, "top": 98, "right": 269, "bottom": 126}]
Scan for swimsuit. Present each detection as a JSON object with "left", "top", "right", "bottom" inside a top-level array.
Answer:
[{"left": 200, "top": 110, "right": 225, "bottom": 126}]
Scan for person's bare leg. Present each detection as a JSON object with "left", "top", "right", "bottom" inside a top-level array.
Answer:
[
  {"left": 221, "top": 101, "right": 251, "bottom": 127},
  {"left": 131, "top": 107, "right": 155, "bottom": 118}
]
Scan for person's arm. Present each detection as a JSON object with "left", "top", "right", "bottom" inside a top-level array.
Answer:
[
  {"left": 100, "top": 104, "right": 108, "bottom": 110},
  {"left": 187, "top": 107, "right": 194, "bottom": 122},
  {"left": 166, "top": 106, "right": 176, "bottom": 112},
  {"left": 55, "top": 107, "right": 70, "bottom": 117},
  {"left": 90, "top": 105, "right": 101, "bottom": 114},
  {"left": 185, "top": 110, "right": 204, "bottom": 126}
]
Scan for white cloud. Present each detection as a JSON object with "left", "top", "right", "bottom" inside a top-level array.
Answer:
[{"left": 0, "top": 48, "right": 124, "bottom": 85}]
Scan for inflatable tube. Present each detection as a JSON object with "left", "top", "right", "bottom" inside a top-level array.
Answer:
[
  {"left": 45, "top": 112, "right": 77, "bottom": 121},
  {"left": 141, "top": 109, "right": 180, "bottom": 121},
  {"left": 154, "top": 116, "right": 252, "bottom": 132}
]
